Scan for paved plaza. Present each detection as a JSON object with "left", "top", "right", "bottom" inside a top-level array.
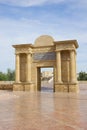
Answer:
[{"left": 0, "top": 85, "right": 87, "bottom": 130}]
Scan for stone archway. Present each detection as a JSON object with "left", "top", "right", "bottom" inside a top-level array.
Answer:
[
  {"left": 12, "top": 35, "right": 79, "bottom": 92},
  {"left": 38, "top": 67, "right": 54, "bottom": 92}
]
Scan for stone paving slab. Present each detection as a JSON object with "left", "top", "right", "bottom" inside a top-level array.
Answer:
[{"left": 0, "top": 88, "right": 87, "bottom": 130}]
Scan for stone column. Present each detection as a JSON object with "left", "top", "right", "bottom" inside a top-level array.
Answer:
[
  {"left": 56, "top": 51, "right": 62, "bottom": 83},
  {"left": 26, "top": 53, "right": 31, "bottom": 82},
  {"left": 70, "top": 50, "right": 76, "bottom": 83},
  {"left": 15, "top": 54, "right": 20, "bottom": 83}
]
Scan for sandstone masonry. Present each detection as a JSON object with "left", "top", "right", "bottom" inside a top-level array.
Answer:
[{"left": 12, "top": 35, "right": 79, "bottom": 92}]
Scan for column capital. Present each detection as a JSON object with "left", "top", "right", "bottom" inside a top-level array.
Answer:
[
  {"left": 15, "top": 53, "right": 20, "bottom": 55},
  {"left": 69, "top": 49, "right": 76, "bottom": 54},
  {"left": 27, "top": 52, "right": 32, "bottom": 55},
  {"left": 28, "top": 48, "right": 32, "bottom": 54},
  {"left": 55, "top": 50, "right": 62, "bottom": 52}
]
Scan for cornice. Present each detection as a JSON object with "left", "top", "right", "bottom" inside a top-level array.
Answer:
[
  {"left": 54, "top": 40, "right": 79, "bottom": 48},
  {"left": 12, "top": 44, "right": 34, "bottom": 48}
]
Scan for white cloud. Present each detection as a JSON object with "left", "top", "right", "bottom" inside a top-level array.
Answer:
[
  {"left": 0, "top": 10, "right": 87, "bottom": 72},
  {"left": 0, "top": 0, "right": 62, "bottom": 6},
  {"left": 0, "top": 0, "right": 87, "bottom": 73},
  {"left": 0, "top": 0, "right": 86, "bottom": 7}
]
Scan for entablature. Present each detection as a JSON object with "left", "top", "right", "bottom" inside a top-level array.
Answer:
[
  {"left": 13, "top": 44, "right": 33, "bottom": 54},
  {"left": 33, "top": 45, "right": 55, "bottom": 53},
  {"left": 15, "top": 47, "right": 33, "bottom": 54},
  {"left": 54, "top": 40, "right": 78, "bottom": 51}
]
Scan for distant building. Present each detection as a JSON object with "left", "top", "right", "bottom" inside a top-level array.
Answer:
[{"left": 41, "top": 71, "right": 53, "bottom": 78}]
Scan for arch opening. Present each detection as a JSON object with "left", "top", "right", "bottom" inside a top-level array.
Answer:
[{"left": 37, "top": 67, "right": 54, "bottom": 92}]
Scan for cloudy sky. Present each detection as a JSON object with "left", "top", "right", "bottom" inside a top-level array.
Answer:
[{"left": 0, "top": 0, "right": 87, "bottom": 73}]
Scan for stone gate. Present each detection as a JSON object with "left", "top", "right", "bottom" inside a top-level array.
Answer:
[{"left": 13, "top": 35, "right": 79, "bottom": 92}]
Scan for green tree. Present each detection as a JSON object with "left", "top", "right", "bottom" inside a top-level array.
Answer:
[
  {"left": 6, "top": 69, "right": 15, "bottom": 81},
  {"left": 78, "top": 71, "right": 87, "bottom": 81},
  {"left": 0, "top": 72, "right": 7, "bottom": 81},
  {"left": 0, "top": 69, "right": 15, "bottom": 81}
]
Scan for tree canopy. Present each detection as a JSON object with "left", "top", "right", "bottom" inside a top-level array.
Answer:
[
  {"left": 0, "top": 69, "right": 87, "bottom": 81},
  {"left": 0, "top": 69, "right": 15, "bottom": 81},
  {"left": 78, "top": 71, "right": 87, "bottom": 81}
]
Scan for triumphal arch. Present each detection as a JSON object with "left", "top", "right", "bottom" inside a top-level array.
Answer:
[{"left": 13, "top": 35, "right": 79, "bottom": 92}]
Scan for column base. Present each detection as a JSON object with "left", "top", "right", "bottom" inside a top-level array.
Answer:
[
  {"left": 13, "top": 82, "right": 35, "bottom": 92},
  {"left": 55, "top": 82, "right": 79, "bottom": 93}
]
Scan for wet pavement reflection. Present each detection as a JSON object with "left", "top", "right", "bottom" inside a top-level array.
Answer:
[{"left": 0, "top": 86, "right": 87, "bottom": 130}]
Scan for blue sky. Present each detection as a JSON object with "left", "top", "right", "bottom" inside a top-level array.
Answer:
[{"left": 0, "top": 0, "right": 87, "bottom": 73}]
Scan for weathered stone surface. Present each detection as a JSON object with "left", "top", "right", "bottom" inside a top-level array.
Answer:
[
  {"left": 34, "top": 35, "right": 54, "bottom": 46},
  {"left": 13, "top": 35, "right": 79, "bottom": 93},
  {"left": 33, "top": 52, "right": 56, "bottom": 61}
]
